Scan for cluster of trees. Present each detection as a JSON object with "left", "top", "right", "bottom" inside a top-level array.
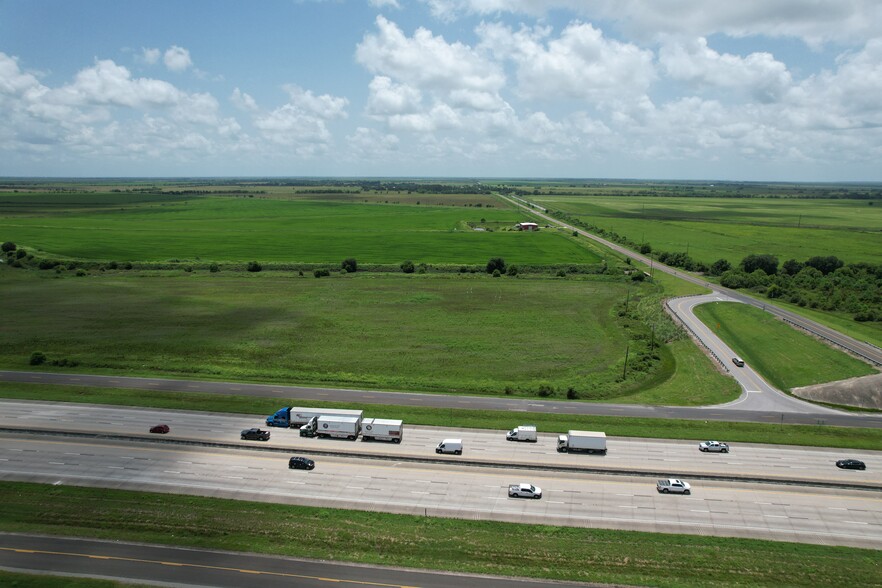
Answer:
[{"left": 717, "top": 254, "right": 882, "bottom": 322}]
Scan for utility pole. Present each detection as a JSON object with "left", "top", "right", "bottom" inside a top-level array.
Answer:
[{"left": 622, "top": 344, "right": 630, "bottom": 379}]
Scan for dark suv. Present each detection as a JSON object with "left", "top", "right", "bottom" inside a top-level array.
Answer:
[
  {"left": 288, "top": 456, "right": 315, "bottom": 470},
  {"left": 241, "top": 428, "right": 271, "bottom": 441}
]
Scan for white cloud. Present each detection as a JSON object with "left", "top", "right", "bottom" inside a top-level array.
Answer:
[
  {"left": 141, "top": 47, "right": 161, "bottom": 65},
  {"left": 423, "top": 0, "right": 882, "bottom": 46},
  {"left": 231, "top": 87, "right": 259, "bottom": 112},
  {"left": 366, "top": 76, "right": 422, "bottom": 115},
  {"left": 346, "top": 126, "right": 400, "bottom": 159},
  {"left": 659, "top": 37, "right": 792, "bottom": 102},
  {"left": 250, "top": 85, "right": 348, "bottom": 150},
  {"left": 478, "top": 21, "right": 656, "bottom": 106},
  {"left": 356, "top": 15, "right": 505, "bottom": 92},
  {"left": 163, "top": 45, "right": 193, "bottom": 72},
  {"left": 282, "top": 84, "right": 348, "bottom": 119},
  {"left": 369, "top": 0, "right": 400, "bottom": 8}
]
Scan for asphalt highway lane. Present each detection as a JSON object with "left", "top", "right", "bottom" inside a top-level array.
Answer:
[
  {"left": 3, "top": 370, "right": 881, "bottom": 428},
  {"left": 0, "top": 533, "right": 599, "bottom": 588}
]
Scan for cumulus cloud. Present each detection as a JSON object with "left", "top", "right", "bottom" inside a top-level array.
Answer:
[
  {"left": 231, "top": 87, "right": 259, "bottom": 112},
  {"left": 369, "top": 0, "right": 400, "bottom": 8},
  {"left": 250, "top": 85, "right": 348, "bottom": 149},
  {"left": 140, "top": 47, "right": 161, "bottom": 65},
  {"left": 163, "top": 46, "right": 193, "bottom": 72},
  {"left": 356, "top": 15, "right": 504, "bottom": 92},
  {"left": 659, "top": 37, "right": 792, "bottom": 102},
  {"left": 478, "top": 21, "right": 656, "bottom": 106},
  {"left": 366, "top": 76, "right": 422, "bottom": 115},
  {"left": 423, "top": 0, "right": 882, "bottom": 46}
]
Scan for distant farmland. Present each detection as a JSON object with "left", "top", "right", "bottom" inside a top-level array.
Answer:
[
  {"left": 532, "top": 194, "right": 882, "bottom": 266},
  {"left": 0, "top": 192, "right": 602, "bottom": 265}
]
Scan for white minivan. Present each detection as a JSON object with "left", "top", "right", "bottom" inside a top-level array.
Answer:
[{"left": 436, "top": 439, "right": 463, "bottom": 455}]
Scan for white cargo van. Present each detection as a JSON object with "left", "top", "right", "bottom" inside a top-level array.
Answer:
[{"left": 435, "top": 439, "right": 463, "bottom": 455}]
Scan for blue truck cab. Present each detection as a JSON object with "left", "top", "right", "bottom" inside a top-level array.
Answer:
[{"left": 266, "top": 407, "right": 292, "bottom": 427}]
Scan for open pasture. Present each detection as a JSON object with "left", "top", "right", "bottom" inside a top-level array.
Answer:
[
  {"left": 0, "top": 194, "right": 599, "bottom": 264},
  {"left": 0, "top": 269, "right": 652, "bottom": 396},
  {"left": 533, "top": 195, "right": 882, "bottom": 265}
]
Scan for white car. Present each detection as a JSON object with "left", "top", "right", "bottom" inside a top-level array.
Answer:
[
  {"left": 698, "top": 440, "right": 730, "bottom": 453},
  {"left": 657, "top": 479, "right": 691, "bottom": 494},
  {"left": 508, "top": 483, "right": 542, "bottom": 499}
]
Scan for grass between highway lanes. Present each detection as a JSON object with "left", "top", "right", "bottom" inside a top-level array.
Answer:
[
  {"left": 0, "top": 482, "right": 879, "bottom": 588},
  {"left": 693, "top": 302, "right": 876, "bottom": 391},
  {"left": 1, "top": 382, "right": 880, "bottom": 449}
]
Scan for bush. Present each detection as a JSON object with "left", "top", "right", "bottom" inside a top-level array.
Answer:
[
  {"left": 537, "top": 384, "right": 555, "bottom": 397},
  {"left": 38, "top": 259, "right": 57, "bottom": 270},
  {"left": 29, "top": 352, "right": 46, "bottom": 366},
  {"left": 556, "top": 269, "right": 566, "bottom": 277},
  {"left": 314, "top": 268, "right": 330, "bottom": 278},
  {"left": 506, "top": 265, "right": 518, "bottom": 276},
  {"left": 15, "top": 249, "right": 26, "bottom": 259},
  {"left": 486, "top": 257, "right": 506, "bottom": 274},
  {"left": 401, "top": 260, "right": 415, "bottom": 274},
  {"left": 246, "top": 261, "right": 262, "bottom": 272},
  {"left": 341, "top": 258, "right": 358, "bottom": 273},
  {"left": 209, "top": 263, "right": 220, "bottom": 273},
  {"left": 107, "top": 261, "right": 118, "bottom": 270},
  {"left": 566, "top": 387, "right": 578, "bottom": 400},
  {"left": 76, "top": 269, "right": 87, "bottom": 277},
  {"left": 123, "top": 262, "right": 133, "bottom": 270},
  {"left": 1, "top": 241, "right": 16, "bottom": 252},
  {"left": 492, "top": 269, "right": 501, "bottom": 277}
]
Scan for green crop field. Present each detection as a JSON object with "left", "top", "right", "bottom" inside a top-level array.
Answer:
[
  {"left": 693, "top": 302, "right": 876, "bottom": 391},
  {"left": 1, "top": 267, "right": 697, "bottom": 399},
  {"left": 533, "top": 194, "right": 882, "bottom": 266},
  {"left": 0, "top": 192, "right": 601, "bottom": 264}
]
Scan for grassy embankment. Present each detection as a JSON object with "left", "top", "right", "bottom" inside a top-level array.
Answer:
[
  {"left": 0, "top": 482, "right": 879, "bottom": 588},
  {"left": 693, "top": 302, "right": 876, "bottom": 391}
]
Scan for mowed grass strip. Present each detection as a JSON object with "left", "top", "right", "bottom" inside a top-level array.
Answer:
[
  {"left": 0, "top": 195, "right": 600, "bottom": 264},
  {"left": 0, "top": 482, "right": 878, "bottom": 588},
  {"left": 1, "top": 382, "right": 877, "bottom": 448},
  {"left": 0, "top": 270, "right": 639, "bottom": 396},
  {"left": 693, "top": 302, "right": 876, "bottom": 391}
]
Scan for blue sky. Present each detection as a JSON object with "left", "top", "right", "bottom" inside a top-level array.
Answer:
[{"left": 1, "top": 0, "right": 881, "bottom": 181}]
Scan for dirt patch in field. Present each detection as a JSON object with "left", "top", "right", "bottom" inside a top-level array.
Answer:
[{"left": 792, "top": 372, "right": 882, "bottom": 410}]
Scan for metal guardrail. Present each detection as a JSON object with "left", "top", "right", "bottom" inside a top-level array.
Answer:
[{"left": 665, "top": 297, "right": 730, "bottom": 373}]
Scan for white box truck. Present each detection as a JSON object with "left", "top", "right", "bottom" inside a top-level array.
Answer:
[
  {"left": 506, "top": 425, "right": 537, "bottom": 442},
  {"left": 557, "top": 430, "right": 606, "bottom": 454},
  {"left": 315, "top": 415, "right": 362, "bottom": 440},
  {"left": 361, "top": 418, "right": 404, "bottom": 443}
]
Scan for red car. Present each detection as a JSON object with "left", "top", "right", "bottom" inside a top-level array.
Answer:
[{"left": 150, "top": 424, "right": 170, "bottom": 434}]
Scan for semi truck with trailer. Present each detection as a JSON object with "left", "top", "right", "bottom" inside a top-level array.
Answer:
[
  {"left": 298, "top": 415, "right": 362, "bottom": 440},
  {"left": 506, "top": 425, "right": 537, "bottom": 442},
  {"left": 361, "top": 418, "right": 404, "bottom": 443},
  {"left": 557, "top": 430, "right": 607, "bottom": 454},
  {"left": 266, "top": 407, "right": 363, "bottom": 428}
]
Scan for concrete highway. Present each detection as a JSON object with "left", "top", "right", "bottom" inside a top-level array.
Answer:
[
  {"left": 0, "top": 533, "right": 598, "bottom": 588},
  {"left": 1, "top": 433, "right": 880, "bottom": 549},
  {"left": 2, "top": 401, "right": 880, "bottom": 487}
]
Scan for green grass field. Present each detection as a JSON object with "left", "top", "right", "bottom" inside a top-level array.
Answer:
[
  {"left": 0, "top": 192, "right": 601, "bottom": 264},
  {"left": 693, "top": 302, "right": 876, "bottom": 391},
  {"left": 1, "top": 482, "right": 878, "bottom": 588},
  {"left": 534, "top": 194, "right": 882, "bottom": 266},
  {"left": 1, "top": 267, "right": 689, "bottom": 399}
]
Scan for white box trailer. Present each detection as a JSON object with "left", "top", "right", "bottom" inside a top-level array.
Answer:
[
  {"left": 267, "top": 406, "right": 363, "bottom": 428},
  {"left": 557, "top": 430, "right": 606, "bottom": 454},
  {"left": 506, "top": 425, "right": 537, "bottom": 442},
  {"left": 361, "top": 418, "right": 403, "bottom": 443},
  {"left": 316, "top": 415, "right": 362, "bottom": 440}
]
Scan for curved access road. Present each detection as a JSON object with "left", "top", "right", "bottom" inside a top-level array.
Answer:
[{"left": 499, "top": 193, "right": 882, "bottom": 368}]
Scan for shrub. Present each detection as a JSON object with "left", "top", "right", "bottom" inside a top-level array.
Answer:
[
  {"left": 342, "top": 258, "right": 358, "bottom": 273},
  {"left": 123, "top": 262, "right": 133, "bottom": 270},
  {"left": 401, "top": 260, "right": 415, "bottom": 274},
  {"left": 492, "top": 269, "right": 501, "bottom": 277},
  {"left": 314, "top": 268, "right": 330, "bottom": 278},
  {"left": 1, "top": 241, "right": 15, "bottom": 252},
  {"left": 537, "top": 384, "right": 555, "bottom": 397},
  {"left": 566, "top": 387, "right": 578, "bottom": 400},
  {"left": 556, "top": 269, "right": 566, "bottom": 277},
  {"left": 29, "top": 352, "right": 46, "bottom": 366},
  {"left": 16, "top": 249, "right": 26, "bottom": 259},
  {"left": 107, "top": 261, "right": 118, "bottom": 270},
  {"left": 246, "top": 261, "right": 262, "bottom": 272},
  {"left": 506, "top": 265, "right": 518, "bottom": 276},
  {"left": 486, "top": 257, "right": 506, "bottom": 274},
  {"left": 459, "top": 266, "right": 468, "bottom": 273},
  {"left": 76, "top": 269, "right": 87, "bottom": 277},
  {"left": 38, "top": 259, "right": 56, "bottom": 270},
  {"left": 184, "top": 266, "right": 193, "bottom": 273},
  {"left": 209, "top": 263, "right": 220, "bottom": 273}
]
